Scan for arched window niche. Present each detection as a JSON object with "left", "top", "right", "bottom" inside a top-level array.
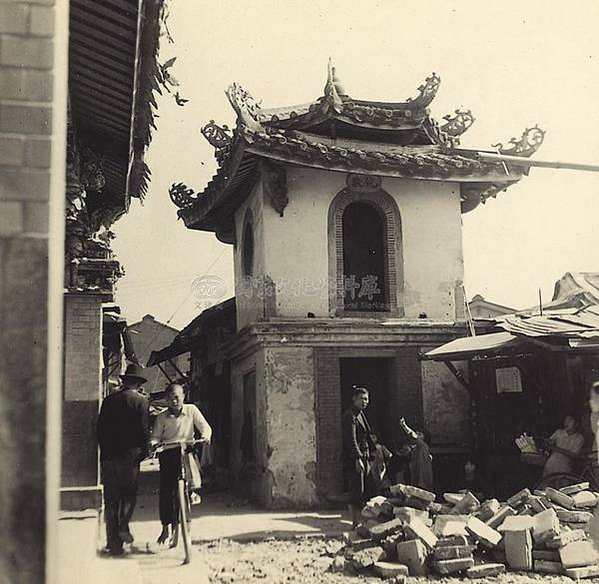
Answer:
[
  {"left": 241, "top": 209, "right": 254, "bottom": 277},
  {"left": 328, "top": 174, "right": 403, "bottom": 317}
]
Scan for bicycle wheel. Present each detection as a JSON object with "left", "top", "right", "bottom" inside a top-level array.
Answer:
[
  {"left": 581, "top": 464, "right": 599, "bottom": 491},
  {"left": 535, "top": 472, "right": 582, "bottom": 491},
  {"left": 178, "top": 479, "right": 192, "bottom": 564}
]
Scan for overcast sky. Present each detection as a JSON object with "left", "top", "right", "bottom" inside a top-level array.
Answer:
[{"left": 112, "top": 0, "right": 599, "bottom": 332}]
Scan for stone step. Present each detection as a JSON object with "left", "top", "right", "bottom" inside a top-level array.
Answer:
[
  {"left": 58, "top": 557, "right": 143, "bottom": 584},
  {"left": 58, "top": 510, "right": 100, "bottom": 566}
]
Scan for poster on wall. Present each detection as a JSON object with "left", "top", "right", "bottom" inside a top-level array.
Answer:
[{"left": 495, "top": 366, "right": 523, "bottom": 394}]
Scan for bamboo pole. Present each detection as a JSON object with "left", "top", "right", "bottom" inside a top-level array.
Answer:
[{"left": 478, "top": 152, "right": 599, "bottom": 173}]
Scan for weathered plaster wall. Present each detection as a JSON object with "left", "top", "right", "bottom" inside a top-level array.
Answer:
[
  {"left": 260, "top": 167, "right": 339, "bottom": 319},
  {"left": 388, "top": 179, "right": 464, "bottom": 320},
  {"left": 229, "top": 348, "right": 273, "bottom": 504},
  {"left": 257, "top": 166, "right": 464, "bottom": 321},
  {"left": 263, "top": 346, "right": 318, "bottom": 507},
  {"left": 421, "top": 359, "right": 471, "bottom": 447}
]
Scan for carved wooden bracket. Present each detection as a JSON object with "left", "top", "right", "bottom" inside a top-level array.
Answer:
[
  {"left": 262, "top": 160, "right": 288, "bottom": 216},
  {"left": 215, "top": 221, "right": 235, "bottom": 245}
]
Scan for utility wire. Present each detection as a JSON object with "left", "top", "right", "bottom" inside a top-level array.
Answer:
[{"left": 135, "top": 246, "right": 229, "bottom": 364}]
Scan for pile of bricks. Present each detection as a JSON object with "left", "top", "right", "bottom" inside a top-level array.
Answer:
[{"left": 339, "top": 482, "right": 599, "bottom": 581}]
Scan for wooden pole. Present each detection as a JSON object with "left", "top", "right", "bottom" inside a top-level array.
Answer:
[{"left": 478, "top": 152, "right": 599, "bottom": 173}]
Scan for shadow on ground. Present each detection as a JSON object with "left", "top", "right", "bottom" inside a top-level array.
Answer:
[{"left": 131, "top": 461, "right": 350, "bottom": 544}]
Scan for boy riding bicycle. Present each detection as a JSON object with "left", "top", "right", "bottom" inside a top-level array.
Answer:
[{"left": 150, "top": 383, "right": 212, "bottom": 546}]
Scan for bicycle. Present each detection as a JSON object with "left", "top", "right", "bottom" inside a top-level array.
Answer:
[
  {"left": 527, "top": 451, "right": 599, "bottom": 492},
  {"left": 153, "top": 439, "right": 204, "bottom": 564}
]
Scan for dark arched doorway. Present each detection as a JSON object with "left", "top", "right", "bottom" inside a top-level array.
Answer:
[{"left": 342, "top": 201, "right": 388, "bottom": 312}]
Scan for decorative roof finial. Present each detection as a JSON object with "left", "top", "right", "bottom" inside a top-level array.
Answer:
[
  {"left": 201, "top": 120, "right": 232, "bottom": 165},
  {"left": 492, "top": 125, "right": 545, "bottom": 158},
  {"left": 324, "top": 58, "right": 344, "bottom": 107},
  {"left": 441, "top": 110, "right": 475, "bottom": 137},
  {"left": 331, "top": 63, "right": 346, "bottom": 96}
]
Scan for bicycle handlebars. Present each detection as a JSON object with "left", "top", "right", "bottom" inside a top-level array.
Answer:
[{"left": 151, "top": 438, "right": 206, "bottom": 455}]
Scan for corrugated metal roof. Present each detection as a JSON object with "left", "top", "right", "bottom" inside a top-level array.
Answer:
[
  {"left": 544, "top": 272, "right": 599, "bottom": 311},
  {"left": 500, "top": 306, "right": 599, "bottom": 340},
  {"left": 498, "top": 273, "right": 599, "bottom": 341},
  {"left": 426, "top": 273, "right": 599, "bottom": 360}
]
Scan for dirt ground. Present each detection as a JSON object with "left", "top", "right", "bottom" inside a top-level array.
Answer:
[{"left": 198, "top": 538, "right": 579, "bottom": 584}]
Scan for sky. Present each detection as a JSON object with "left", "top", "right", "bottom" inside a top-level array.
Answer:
[{"left": 112, "top": 0, "right": 599, "bottom": 331}]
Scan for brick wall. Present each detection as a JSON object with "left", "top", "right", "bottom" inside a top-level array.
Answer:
[
  {"left": 394, "top": 346, "right": 425, "bottom": 437},
  {"left": 62, "top": 294, "right": 102, "bottom": 487},
  {"left": 314, "top": 345, "right": 426, "bottom": 498},
  {"left": 314, "top": 347, "right": 343, "bottom": 497},
  {"left": 0, "top": 1, "right": 54, "bottom": 238},
  {"left": 0, "top": 1, "right": 65, "bottom": 582}
]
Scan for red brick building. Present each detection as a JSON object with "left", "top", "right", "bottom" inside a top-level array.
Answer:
[{"left": 167, "top": 64, "right": 543, "bottom": 507}]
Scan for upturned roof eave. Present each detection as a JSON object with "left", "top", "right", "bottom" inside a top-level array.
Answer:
[
  {"left": 243, "top": 145, "right": 523, "bottom": 183},
  {"left": 177, "top": 137, "right": 524, "bottom": 232}
]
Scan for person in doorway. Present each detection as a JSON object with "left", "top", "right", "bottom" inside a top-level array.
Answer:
[
  {"left": 462, "top": 459, "right": 486, "bottom": 500},
  {"left": 150, "top": 383, "right": 212, "bottom": 546},
  {"left": 399, "top": 418, "right": 434, "bottom": 492},
  {"left": 543, "top": 415, "right": 584, "bottom": 477},
  {"left": 96, "top": 363, "right": 150, "bottom": 556},
  {"left": 342, "top": 386, "right": 377, "bottom": 528}
]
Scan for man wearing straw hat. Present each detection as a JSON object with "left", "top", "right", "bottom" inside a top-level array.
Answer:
[{"left": 97, "top": 362, "right": 150, "bottom": 556}]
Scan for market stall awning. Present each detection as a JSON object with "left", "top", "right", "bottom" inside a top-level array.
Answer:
[
  {"left": 147, "top": 297, "right": 236, "bottom": 367},
  {"left": 423, "top": 331, "right": 521, "bottom": 361},
  {"left": 146, "top": 341, "right": 190, "bottom": 367}
]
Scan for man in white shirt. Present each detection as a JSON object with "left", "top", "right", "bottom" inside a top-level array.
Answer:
[{"left": 151, "top": 383, "right": 212, "bottom": 545}]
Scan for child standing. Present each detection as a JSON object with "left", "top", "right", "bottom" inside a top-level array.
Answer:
[
  {"left": 399, "top": 418, "right": 434, "bottom": 492},
  {"left": 369, "top": 433, "right": 393, "bottom": 490}
]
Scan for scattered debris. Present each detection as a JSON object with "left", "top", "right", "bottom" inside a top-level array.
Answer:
[{"left": 337, "top": 482, "right": 599, "bottom": 579}]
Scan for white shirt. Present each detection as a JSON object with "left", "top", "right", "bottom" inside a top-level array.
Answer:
[{"left": 151, "top": 404, "right": 212, "bottom": 448}]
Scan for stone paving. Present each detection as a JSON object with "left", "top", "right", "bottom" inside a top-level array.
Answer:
[
  {"left": 71, "top": 465, "right": 599, "bottom": 583},
  {"left": 126, "top": 461, "right": 349, "bottom": 582}
]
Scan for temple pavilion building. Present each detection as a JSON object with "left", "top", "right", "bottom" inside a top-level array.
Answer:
[{"left": 168, "top": 63, "right": 544, "bottom": 507}]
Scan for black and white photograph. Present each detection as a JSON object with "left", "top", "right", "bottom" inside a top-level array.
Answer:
[{"left": 2, "top": 1, "right": 599, "bottom": 583}]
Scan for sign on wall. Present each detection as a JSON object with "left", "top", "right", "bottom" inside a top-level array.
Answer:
[{"left": 495, "top": 366, "right": 523, "bottom": 394}]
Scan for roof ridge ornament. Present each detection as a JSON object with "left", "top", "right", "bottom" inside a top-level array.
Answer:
[
  {"left": 407, "top": 73, "right": 441, "bottom": 110},
  {"left": 440, "top": 109, "right": 475, "bottom": 137},
  {"left": 225, "top": 82, "right": 262, "bottom": 130},
  {"left": 169, "top": 182, "right": 198, "bottom": 208},
  {"left": 492, "top": 126, "right": 545, "bottom": 157},
  {"left": 201, "top": 120, "right": 232, "bottom": 164}
]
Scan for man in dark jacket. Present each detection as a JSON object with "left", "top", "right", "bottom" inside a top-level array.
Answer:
[
  {"left": 97, "top": 363, "right": 150, "bottom": 555},
  {"left": 342, "top": 385, "right": 376, "bottom": 528}
]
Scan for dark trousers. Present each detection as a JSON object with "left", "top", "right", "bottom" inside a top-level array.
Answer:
[
  {"left": 101, "top": 451, "right": 141, "bottom": 551},
  {"left": 159, "top": 449, "right": 182, "bottom": 526},
  {"left": 344, "top": 459, "right": 377, "bottom": 507}
]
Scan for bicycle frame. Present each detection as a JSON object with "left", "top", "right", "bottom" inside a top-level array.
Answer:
[{"left": 154, "top": 439, "right": 203, "bottom": 564}]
